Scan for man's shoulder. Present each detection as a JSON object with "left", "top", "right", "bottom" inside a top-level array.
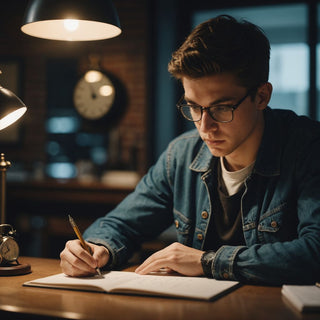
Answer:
[
  {"left": 169, "top": 129, "right": 200, "bottom": 145},
  {"left": 270, "top": 108, "right": 319, "bottom": 125},
  {"left": 166, "top": 129, "right": 206, "bottom": 161},
  {"left": 266, "top": 108, "right": 320, "bottom": 159},
  {"left": 267, "top": 108, "right": 320, "bottom": 136}
]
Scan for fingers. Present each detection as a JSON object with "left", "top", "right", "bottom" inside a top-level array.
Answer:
[
  {"left": 135, "top": 245, "right": 176, "bottom": 275},
  {"left": 60, "top": 240, "right": 96, "bottom": 276},
  {"left": 60, "top": 258, "right": 93, "bottom": 277},
  {"left": 135, "top": 242, "right": 204, "bottom": 276},
  {"left": 135, "top": 256, "right": 172, "bottom": 275},
  {"left": 60, "top": 240, "right": 109, "bottom": 277},
  {"left": 89, "top": 243, "right": 110, "bottom": 268}
]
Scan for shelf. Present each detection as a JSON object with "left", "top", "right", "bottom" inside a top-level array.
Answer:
[{"left": 7, "top": 176, "right": 137, "bottom": 205}]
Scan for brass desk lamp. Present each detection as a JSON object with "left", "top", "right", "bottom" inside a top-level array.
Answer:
[{"left": 0, "top": 77, "right": 29, "bottom": 276}]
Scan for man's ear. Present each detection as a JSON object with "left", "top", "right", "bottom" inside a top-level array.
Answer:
[{"left": 255, "top": 82, "right": 273, "bottom": 110}]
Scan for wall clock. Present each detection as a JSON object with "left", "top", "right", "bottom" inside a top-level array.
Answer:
[{"left": 73, "top": 70, "right": 116, "bottom": 120}]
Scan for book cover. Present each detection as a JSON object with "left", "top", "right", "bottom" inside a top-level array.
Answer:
[{"left": 282, "top": 285, "right": 320, "bottom": 312}]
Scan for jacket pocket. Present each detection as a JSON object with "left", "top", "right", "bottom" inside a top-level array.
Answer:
[
  {"left": 173, "top": 209, "right": 192, "bottom": 245},
  {"left": 257, "top": 202, "right": 287, "bottom": 243}
]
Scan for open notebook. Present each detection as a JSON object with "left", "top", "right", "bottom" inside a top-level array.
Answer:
[{"left": 24, "top": 271, "right": 240, "bottom": 301}]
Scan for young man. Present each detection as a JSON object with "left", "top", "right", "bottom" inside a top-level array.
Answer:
[{"left": 60, "top": 15, "right": 320, "bottom": 285}]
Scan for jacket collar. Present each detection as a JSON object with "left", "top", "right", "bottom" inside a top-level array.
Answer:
[
  {"left": 189, "top": 141, "right": 213, "bottom": 172},
  {"left": 189, "top": 107, "right": 281, "bottom": 177},
  {"left": 254, "top": 107, "right": 281, "bottom": 176}
]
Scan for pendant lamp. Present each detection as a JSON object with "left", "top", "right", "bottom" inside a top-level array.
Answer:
[{"left": 21, "top": 0, "right": 121, "bottom": 41}]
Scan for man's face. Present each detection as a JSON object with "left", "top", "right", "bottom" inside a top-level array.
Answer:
[{"left": 182, "top": 73, "right": 269, "bottom": 170}]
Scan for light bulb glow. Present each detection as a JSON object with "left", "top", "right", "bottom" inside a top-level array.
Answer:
[
  {"left": 99, "top": 85, "right": 113, "bottom": 96},
  {"left": 84, "top": 71, "right": 103, "bottom": 83},
  {"left": 63, "top": 19, "right": 79, "bottom": 32},
  {"left": 0, "top": 107, "right": 27, "bottom": 131},
  {"left": 21, "top": 20, "right": 121, "bottom": 41}
]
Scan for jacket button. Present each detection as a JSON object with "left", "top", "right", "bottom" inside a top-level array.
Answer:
[
  {"left": 174, "top": 220, "right": 179, "bottom": 228},
  {"left": 201, "top": 211, "right": 208, "bottom": 219},
  {"left": 223, "top": 272, "right": 229, "bottom": 279},
  {"left": 271, "top": 221, "right": 277, "bottom": 228},
  {"left": 197, "top": 233, "right": 203, "bottom": 241}
]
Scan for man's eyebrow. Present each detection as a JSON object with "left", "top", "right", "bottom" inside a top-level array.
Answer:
[{"left": 184, "top": 95, "right": 236, "bottom": 105}]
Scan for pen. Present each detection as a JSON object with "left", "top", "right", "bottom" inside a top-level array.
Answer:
[{"left": 68, "top": 215, "right": 102, "bottom": 277}]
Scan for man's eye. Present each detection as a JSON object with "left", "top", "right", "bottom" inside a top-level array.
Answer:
[
  {"left": 189, "top": 105, "right": 201, "bottom": 111},
  {"left": 212, "top": 105, "right": 232, "bottom": 112}
]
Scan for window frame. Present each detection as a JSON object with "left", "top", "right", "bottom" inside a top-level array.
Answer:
[{"left": 176, "top": 0, "right": 318, "bottom": 121}]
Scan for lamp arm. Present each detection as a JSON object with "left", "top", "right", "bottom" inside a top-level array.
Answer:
[{"left": 0, "top": 153, "right": 11, "bottom": 224}]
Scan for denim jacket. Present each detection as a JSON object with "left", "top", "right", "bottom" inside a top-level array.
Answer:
[{"left": 84, "top": 107, "right": 320, "bottom": 285}]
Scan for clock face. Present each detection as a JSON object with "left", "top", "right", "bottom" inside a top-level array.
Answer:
[
  {"left": 0, "top": 237, "right": 19, "bottom": 262},
  {"left": 73, "top": 70, "right": 116, "bottom": 120}
]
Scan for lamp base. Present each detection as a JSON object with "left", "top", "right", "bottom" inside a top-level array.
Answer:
[{"left": 0, "top": 262, "right": 31, "bottom": 276}]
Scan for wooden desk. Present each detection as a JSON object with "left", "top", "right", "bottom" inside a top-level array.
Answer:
[{"left": 0, "top": 257, "right": 319, "bottom": 320}]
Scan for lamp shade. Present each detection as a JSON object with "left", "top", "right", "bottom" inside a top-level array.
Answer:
[
  {"left": 21, "top": 0, "right": 122, "bottom": 41},
  {"left": 0, "top": 87, "right": 27, "bottom": 131}
]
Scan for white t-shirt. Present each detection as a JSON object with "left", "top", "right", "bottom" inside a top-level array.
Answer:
[{"left": 220, "top": 157, "right": 255, "bottom": 196}]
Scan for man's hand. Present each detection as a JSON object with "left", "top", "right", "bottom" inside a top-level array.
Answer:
[
  {"left": 60, "top": 239, "right": 109, "bottom": 277},
  {"left": 135, "top": 242, "right": 204, "bottom": 276}
]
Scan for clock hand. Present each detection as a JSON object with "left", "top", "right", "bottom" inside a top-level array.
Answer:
[
  {"left": 90, "top": 84, "right": 97, "bottom": 99},
  {"left": 3, "top": 243, "right": 9, "bottom": 255}
]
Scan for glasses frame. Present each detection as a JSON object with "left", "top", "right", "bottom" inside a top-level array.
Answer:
[{"left": 176, "top": 90, "right": 251, "bottom": 123}]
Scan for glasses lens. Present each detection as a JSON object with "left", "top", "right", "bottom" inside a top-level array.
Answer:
[
  {"left": 180, "top": 106, "right": 202, "bottom": 121},
  {"left": 210, "top": 107, "right": 233, "bottom": 122},
  {"left": 179, "top": 104, "right": 234, "bottom": 123}
]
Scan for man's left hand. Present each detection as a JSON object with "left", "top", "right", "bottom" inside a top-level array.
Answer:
[{"left": 135, "top": 242, "right": 204, "bottom": 276}]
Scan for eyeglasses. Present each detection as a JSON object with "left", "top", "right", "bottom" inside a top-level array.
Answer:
[{"left": 176, "top": 91, "right": 251, "bottom": 123}]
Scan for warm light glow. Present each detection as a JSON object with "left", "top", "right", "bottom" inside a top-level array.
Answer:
[
  {"left": 99, "top": 85, "right": 114, "bottom": 96},
  {"left": 63, "top": 19, "right": 79, "bottom": 32},
  {"left": 84, "top": 71, "right": 103, "bottom": 83},
  {"left": 0, "top": 107, "right": 27, "bottom": 131},
  {"left": 21, "top": 20, "right": 121, "bottom": 41}
]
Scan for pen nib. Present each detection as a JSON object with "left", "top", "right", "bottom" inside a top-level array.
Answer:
[{"left": 96, "top": 268, "right": 103, "bottom": 277}]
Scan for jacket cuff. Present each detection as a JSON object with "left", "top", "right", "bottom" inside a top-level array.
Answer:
[{"left": 212, "top": 245, "right": 246, "bottom": 280}]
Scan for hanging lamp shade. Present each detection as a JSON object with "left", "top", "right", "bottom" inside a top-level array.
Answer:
[
  {"left": 21, "top": 0, "right": 121, "bottom": 41},
  {"left": 0, "top": 87, "right": 27, "bottom": 131}
]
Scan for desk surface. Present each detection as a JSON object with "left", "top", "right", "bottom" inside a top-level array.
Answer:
[{"left": 0, "top": 257, "right": 319, "bottom": 320}]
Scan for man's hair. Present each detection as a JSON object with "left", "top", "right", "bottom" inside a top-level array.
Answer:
[{"left": 168, "top": 15, "right": 270, "bottom": 89}]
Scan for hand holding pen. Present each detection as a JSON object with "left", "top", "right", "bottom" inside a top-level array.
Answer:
[{"left": 68, "top": 215, "right": 102, "bottom": 277}]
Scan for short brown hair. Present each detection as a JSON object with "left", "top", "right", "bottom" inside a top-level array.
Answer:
[{"left": 168, "top": 15, "right": 270, "bottom": 89}]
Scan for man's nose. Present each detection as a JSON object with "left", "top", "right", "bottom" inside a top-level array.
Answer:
[{"left": 199, "top": 109, "right": 218, "bottom": 131}]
